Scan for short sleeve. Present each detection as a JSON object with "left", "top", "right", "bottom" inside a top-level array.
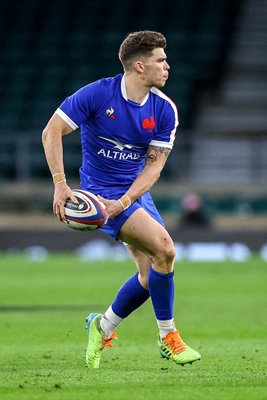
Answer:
[
  {"left": 149, "top": 93, "right": 179, "bottom": 150},
  {"left": 55, "top": 80, "right": 102, "bottom": 129}
]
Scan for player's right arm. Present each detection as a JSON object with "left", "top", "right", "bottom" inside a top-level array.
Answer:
[{"left": 42, "top": 113, "right": 78, "bottom": 221}]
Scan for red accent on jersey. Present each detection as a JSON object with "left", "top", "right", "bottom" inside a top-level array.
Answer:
[{"left": 142, "top": 116, "right": 155, "bottom": 133}]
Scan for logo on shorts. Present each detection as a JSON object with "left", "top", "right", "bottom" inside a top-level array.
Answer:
[{"left": 106, "top": 106, "right": 115, "bottom": 119}]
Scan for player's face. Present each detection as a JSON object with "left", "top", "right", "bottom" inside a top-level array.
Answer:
[{"left": 141, "top": 48, "right": 170, "bottom": 89}]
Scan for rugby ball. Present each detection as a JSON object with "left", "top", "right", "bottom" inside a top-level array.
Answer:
[{"left": 63, "top": 189, "right": 108, "bottom": 231}]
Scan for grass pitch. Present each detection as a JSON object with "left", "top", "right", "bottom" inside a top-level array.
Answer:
[{"left": 0, "top": 253, "right": 266, "bottom": 400}]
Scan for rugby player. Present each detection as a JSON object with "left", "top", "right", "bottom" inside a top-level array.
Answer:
[{"left": 42, "top": 30, "right": 201, "bottom": 368}]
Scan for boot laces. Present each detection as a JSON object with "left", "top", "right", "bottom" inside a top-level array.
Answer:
[
  {"left": 163, "top": 331, "right": 185, "bottom": 354},
  {"left": 102, "top": 332, "right": 118, "bottom": 349}
]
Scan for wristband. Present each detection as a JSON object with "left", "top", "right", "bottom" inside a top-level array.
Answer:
[
  {"left": 53, "top": 173, "right": 66, "bottom": 185},
  {"left": 118, "top": 195, "right": 131, "bottom": 210},
  {"left": 55, "top": 179, "right": 66, "bottom": 185}
]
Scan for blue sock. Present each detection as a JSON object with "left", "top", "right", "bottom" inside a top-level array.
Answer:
[
  {"left": 148, "top": 267, "right": 174, "bottom": 320},
  {"left": 112, "top": 272, "right": 150, "bottom": 318}
]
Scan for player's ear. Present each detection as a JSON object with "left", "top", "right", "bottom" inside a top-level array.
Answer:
[{"left": 134, "top": 60, "right": 144, "bottom": 73}]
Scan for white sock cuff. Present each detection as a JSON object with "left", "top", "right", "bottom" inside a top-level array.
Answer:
[
  {"left": 157, "top": 319, "right": 174, "bottom": 329},
  {"left": 104, "top": 305, "right": 124, "bottom": 325}
]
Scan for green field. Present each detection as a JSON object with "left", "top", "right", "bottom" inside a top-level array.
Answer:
[{"left": 0, "top": 254, "right": 266, "bottom": 400}]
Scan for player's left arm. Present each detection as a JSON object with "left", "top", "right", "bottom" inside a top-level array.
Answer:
[
  {"left": 98, "top": 144, "right": 171, "bottom": 219},
  {"left": 126, "top": 144, "right": 171, "bottom": 199}
]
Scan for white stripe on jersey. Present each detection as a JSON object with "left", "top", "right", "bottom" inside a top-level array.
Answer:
[
  {"left": 55, "top": 108, "right": 79, "bottom": 130},
  {"left": 150, "top": 86, "right": 179, "bottom": 148},
  {"left": 149, "top": 140, "right": 173, "bottom": 149}
]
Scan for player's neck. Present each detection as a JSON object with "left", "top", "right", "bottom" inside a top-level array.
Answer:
[{"left": 124, "top": 73, "right": 150, "bottom": 104}]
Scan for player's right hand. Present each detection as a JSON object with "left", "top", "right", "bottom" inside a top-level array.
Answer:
[
  {"left": 97, "top": 195, "right": 123, "bottom": 220},
  {"left": 53, "top": 181, "right": 78, "bottom": 222}
]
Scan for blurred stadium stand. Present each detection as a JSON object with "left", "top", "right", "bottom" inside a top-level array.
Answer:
[
  {"left": 0, "top": 0, "right": 241, "bottom": 134},
  {"left": 0, "top": 0, "right": 267, "bottom": 250}
]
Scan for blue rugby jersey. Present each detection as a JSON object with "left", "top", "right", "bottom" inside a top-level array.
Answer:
[{"left": 56, "top": 74, "right": 178, "bottom": 197}]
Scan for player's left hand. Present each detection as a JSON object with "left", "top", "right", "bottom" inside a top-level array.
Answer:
[{"left": 97, "top": 195, "right": 124, "bottom": 219}]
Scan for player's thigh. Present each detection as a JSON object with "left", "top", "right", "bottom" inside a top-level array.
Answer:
[
  {"left": 126, "top": 244, "right": 151, "bottom": 288},
  {"left": 118, "top": 208, "right": 175, "bottom": 265}
]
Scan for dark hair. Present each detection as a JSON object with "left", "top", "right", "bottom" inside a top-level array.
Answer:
[{"left": 118, "top": 30, "right": 166, "bottom": 70}]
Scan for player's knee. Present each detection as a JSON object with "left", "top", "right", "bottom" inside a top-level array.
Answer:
[
  {"left": 163, "top": 243, "right": 176, "bottom": 268},
  {"left": 155, "top": 238, "right": 176, "bottom": 273}
]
